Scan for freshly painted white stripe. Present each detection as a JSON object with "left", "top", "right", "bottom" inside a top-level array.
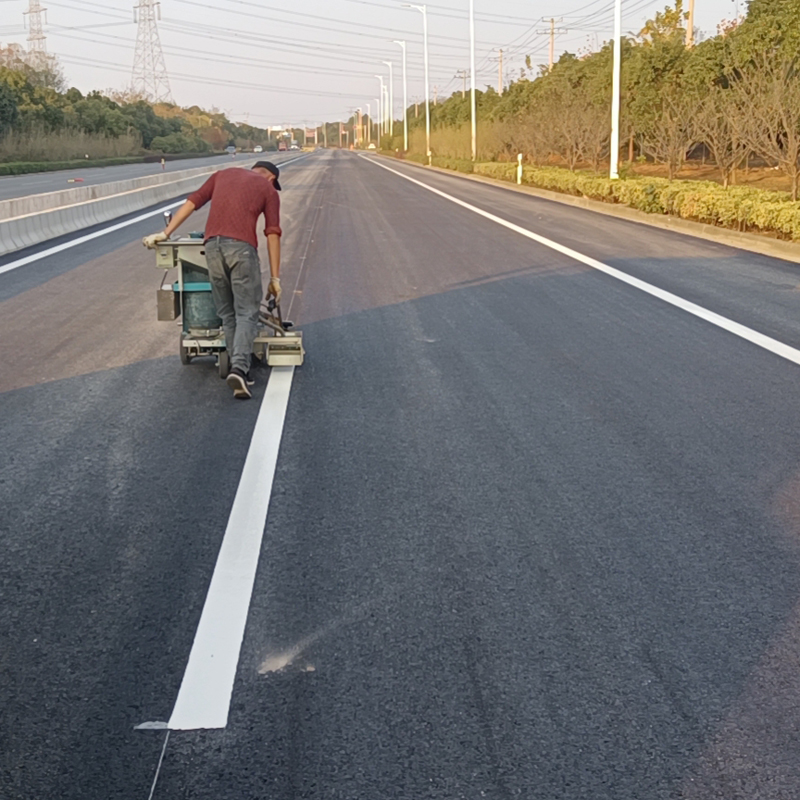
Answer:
[
  {"left": 0, "top": 151, "right": 312, "bottom": 278},
  {"left": 364, "top": 156, "right": 800, "bottom": 368},
  {"left": 0, "top": 201, "right": 185, "bottom": 277},
  {"left": 168, "top": 366, "right": 295, "bottom": 731}
]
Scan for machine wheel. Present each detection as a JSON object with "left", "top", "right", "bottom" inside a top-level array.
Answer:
[
  {"left": 218, "top": 349, "right": 231, "bottom": 378},
  {"left": 179, "top": 338, "right": 192, "bottom": 364}
]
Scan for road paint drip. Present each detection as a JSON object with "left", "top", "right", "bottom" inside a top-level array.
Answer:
[
  {"left": 363, "top": 156, "right": 800, "bottom": 370},
  {"left": 167, "top": 366, "right": 295, "bottom": 730}
]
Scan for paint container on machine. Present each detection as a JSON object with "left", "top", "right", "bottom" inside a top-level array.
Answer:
[{"left": 177, "top": 261, "right": 222, "bottom": 331}]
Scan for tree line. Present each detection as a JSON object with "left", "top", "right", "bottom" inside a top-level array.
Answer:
[
  {"left": 0, "top": 49, "right": 276, "bottom": 160},
  {"left": 373, "top": 0, "right": 800, "bottom": 199}
]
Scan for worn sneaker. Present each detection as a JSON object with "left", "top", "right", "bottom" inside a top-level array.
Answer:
[{"left": 226, "top": 367, "right": 252, "bottom": 399}]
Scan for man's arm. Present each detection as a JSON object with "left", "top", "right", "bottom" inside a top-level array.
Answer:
[
  {"left": 142, "top": 168, "right": 214, "bottom": 248},
  {"left": 267, "top": 233, "right": 280, "bottom": 279},
  {"left": 266, "top": 233, "right": 282, "bottom": 303},
  {"left": 264, "top": 189, "right": 282, "bottom": 302},
  {"left": 164, "top": 200, "right": 196, "bottom": 238}
]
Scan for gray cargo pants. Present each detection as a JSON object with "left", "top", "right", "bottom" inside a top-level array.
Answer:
[{"left": 205, "top": 236, "right": 263, "bottom": 375}]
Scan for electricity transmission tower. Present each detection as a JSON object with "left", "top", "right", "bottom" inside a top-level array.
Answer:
[
  {"left": 23, "top": 0, "right": 48, "bottom": 71},
  {"left": 131, "top": 0, "right": 172, "bottom": 103}
]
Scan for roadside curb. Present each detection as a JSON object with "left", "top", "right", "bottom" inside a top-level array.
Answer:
[{"left": 376, "top": 155, "right": 800, "bottom": 266}]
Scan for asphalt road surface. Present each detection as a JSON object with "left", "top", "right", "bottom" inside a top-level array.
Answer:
[
  {"left": 0, "top": 151, "right": 287, "bottom": 203},
  {"left": 4, "top": 149, "right": 800, "bottom": 799}
]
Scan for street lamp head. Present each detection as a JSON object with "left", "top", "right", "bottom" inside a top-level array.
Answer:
[
  {"left": 402, "top": 3, "right": 425, "bottom": 11},
  {"left": 392, "top": 39, "right": 406, "bottom": 47}
]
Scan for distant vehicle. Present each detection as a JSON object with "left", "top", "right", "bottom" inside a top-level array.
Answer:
[
  {"left": 225, "top": 145, "right": 236, "bottom": 154},
  {"left": 290, "top": 144, "right": 300, "bottom": 151},
  {"left": 277, "top": 141, "right": 288, "bottom": 152},
  {"left": 367, "top": 142, "right": 376, "bottom": 150},
  {"left": 254, "top": 145, "right": 263, "bottom": 153}
]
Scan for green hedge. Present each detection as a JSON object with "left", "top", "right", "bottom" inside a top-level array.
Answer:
[
  {"left": 0, "top": 151, "right": 220, "bottom": 176},
  {"left": 473, "top": 163, "right": 800, "bottom": 241},
  {"left": 384, "top": 151, "right": 475, "bottom": 173}
]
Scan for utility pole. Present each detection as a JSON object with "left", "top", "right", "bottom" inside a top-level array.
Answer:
[
  {"left": 433, "top": 85, "right": 438, "bottom": 106},
  {"left": 469, "top": 0, "right": 476, "bottom": 161},
  {"left": 23, "top": 0, "right": 48, "bottom": 71},
  {"left": 498, "top": 49, "right": 503, "bottom": 94},
  {"left": 132, "top": 0, "right": 172, "bottom": 102},
  {"left": 374, "top": 98, "right": 380, "bottom": 140},
  {"left": 366, "top": 102, "right": 371, "bottom": 145},
  {"left": 685, "top": 0, "right": 695, "bottom": 47},
  {"left": 456, "top": 69, "right": 467, "bottom": 98},
  {"left": 536, "top": 18, "right": 567, "bottom": 72},
  {"left": 609, "top": 0, "right": 621, "bottom": 179}
]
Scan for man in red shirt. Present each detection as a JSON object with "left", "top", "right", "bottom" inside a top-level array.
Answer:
[{"left": 143, "top": 161, "right": 282, "bottom": 399}]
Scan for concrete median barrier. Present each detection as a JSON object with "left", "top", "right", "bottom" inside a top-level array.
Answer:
[{"left": 0, "top": 159, "right": 255, "bottom": 257}]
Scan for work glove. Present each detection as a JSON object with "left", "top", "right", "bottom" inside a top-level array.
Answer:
[
  {"left": 142, "top": 231, "right": 168, "bottom": 249},
  {"left": 267, "top": 277, "right": 282, "bottom": 305}
]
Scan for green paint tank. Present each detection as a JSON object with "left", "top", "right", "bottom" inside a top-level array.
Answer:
[{"left": 178, "top": 239, "right": 222, "bottom": 332}]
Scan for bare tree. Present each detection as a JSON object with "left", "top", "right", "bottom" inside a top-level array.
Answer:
[
  {"left": 580, "top": 100, "right": 611, "bottom": 172},
  {"left": 639, "top": 90, "right": 700, "bottom": 180},
  {"left": 732, "top": 57, "right": 800, "bottom": 200},
  {"left": 694, "top": 86, "right": 748, "bottom": 187},
  {"left": 507, "top": 109, "right": 557, "bottom": 166}
]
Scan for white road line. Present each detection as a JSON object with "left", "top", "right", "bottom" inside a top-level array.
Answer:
[
  {"left": 0, "top": 152, "right": 313, "bottom": 278},
  {"left": 363, "top": 156, "right": 800, "bottom": 368},
  {"left": 168, "top": 366, "right": 295, "bottom": 731},
  {"left": 0, "top": 201, "right": 185, "bottom": 277}
]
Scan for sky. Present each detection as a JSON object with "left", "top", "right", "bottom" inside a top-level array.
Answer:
[{"left": 0, "top": 0, "right": 745, "bottom": 127}]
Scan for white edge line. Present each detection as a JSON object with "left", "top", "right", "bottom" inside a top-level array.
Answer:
[
  {"left": 361, "top": 155, "right": 800, "bottom": 368},
  {"left": 0, "top": 201, "right": 186, "bottom": 277},
  {"left": 0, "top": 151, "right": 314, "bottom": 279},
  {"left": 167, "top": 365, "right": 295, "bottom": 731}
]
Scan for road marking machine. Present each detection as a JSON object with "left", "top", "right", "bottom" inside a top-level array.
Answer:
[{"left": 153, "top": 227, "right": 304, "bottom": 376}]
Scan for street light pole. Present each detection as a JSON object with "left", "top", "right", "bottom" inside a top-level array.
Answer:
[
  {"left": 469, "top": 0, "right": 476, "bottom": 161},
  {"left": 404, "top": 3, "right": 430, "bottom": 164},
  {"left": 366, "top": 101, "right": 371, "bottom": 145},
  {"left": 393, "top": 39, "right": 408, "bottom": 151},
  {"left": 609, "top": 0, "right": 622, "bottom": 179},
  {"left": 375, "top": 75, "right": 385, "bottom": 136},
  {"left": 685, "top": 0, "right": 695, "bottom": 47},
  {"left": 383, "top": 60, "right": 394, "bottom": 138},
  {"left": 374, "top": 98, "right": 380, "bottom": 141}
]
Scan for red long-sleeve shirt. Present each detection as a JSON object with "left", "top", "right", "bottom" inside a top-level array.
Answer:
[{"left": 187, "top": 168, "right": 282, "bottom": 250}]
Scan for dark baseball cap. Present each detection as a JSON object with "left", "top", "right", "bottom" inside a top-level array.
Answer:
[{"left": 252, "top": 160, "right": 281, "bottom": 190}]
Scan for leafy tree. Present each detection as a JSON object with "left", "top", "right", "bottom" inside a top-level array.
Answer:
[{"left": 0, "top": 82, "right": 18, "bottom": 133}]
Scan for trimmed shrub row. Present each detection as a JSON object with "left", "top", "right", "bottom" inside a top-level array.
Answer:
[
  {"left": 389, "top": 151, "right": 475, "bottom": 173},
  {"left": 473, "top": 163, "right": 800, "bottom": 242},
  {"left": 0, "top": 152, "right": 219, "bottom": 176}
]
